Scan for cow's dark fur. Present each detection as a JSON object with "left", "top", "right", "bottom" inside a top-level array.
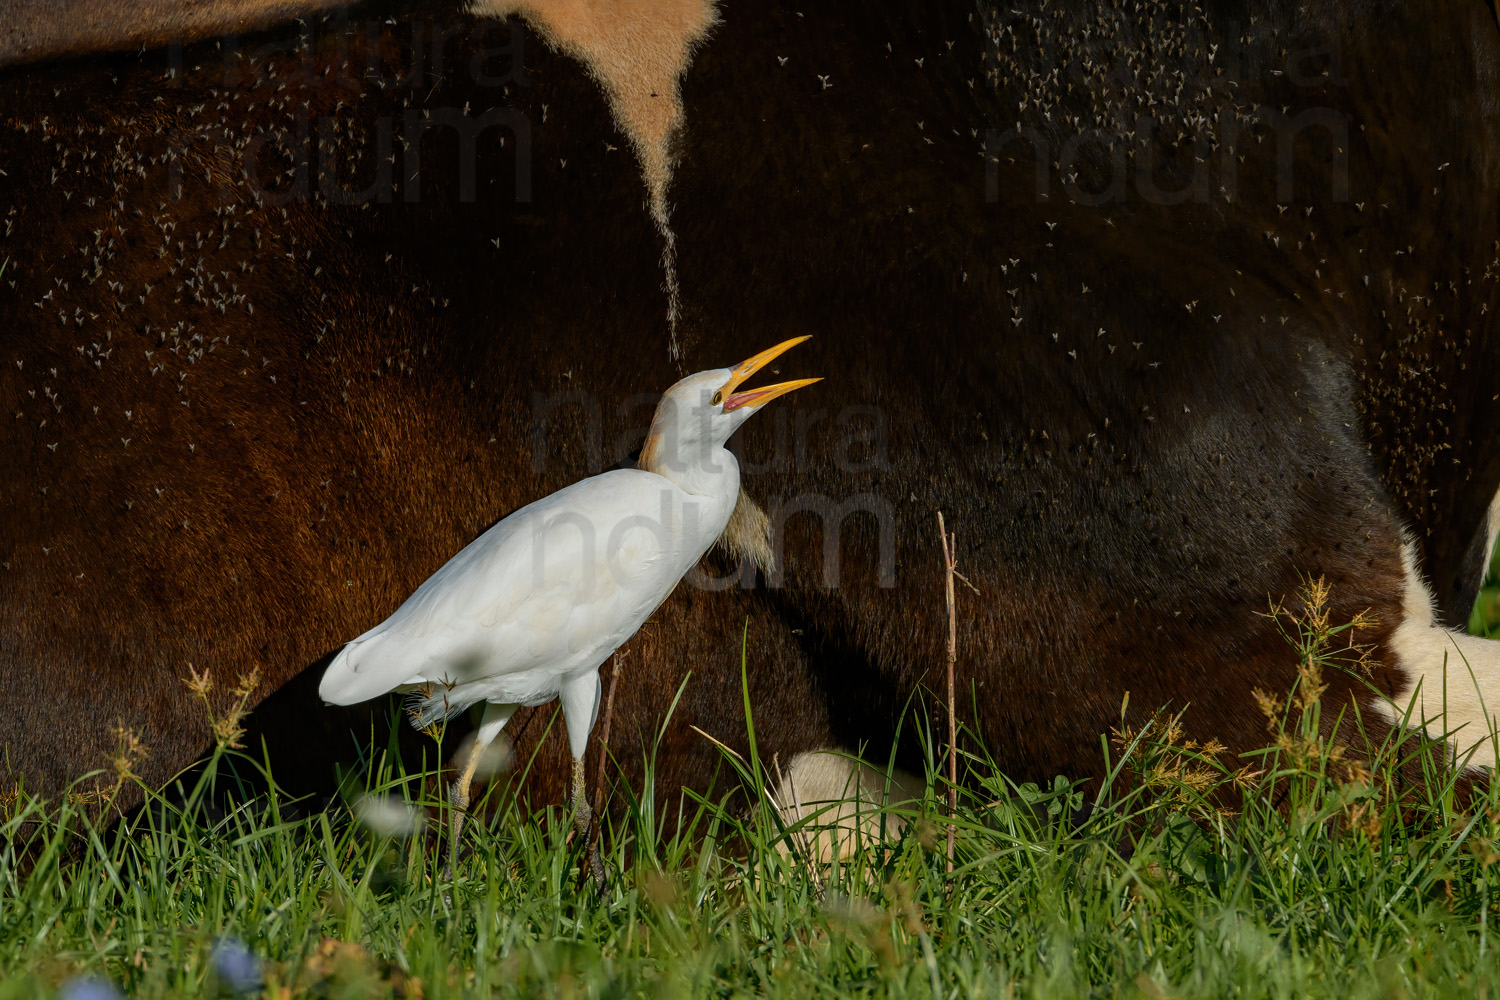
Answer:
[
  {"left": 2, "top": 0, "right": 1499, "bottom": 814},
  {"left": 0, "top": 0, "right": 346, "bottom": 66}
]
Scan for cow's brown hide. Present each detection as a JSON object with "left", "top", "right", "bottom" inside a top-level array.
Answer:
[
  {"left": 2, "top": 0, "right": 1500, "bottom": 819},
  {"left": 0, "top": 0, "right": 345, "bottom": 66}
]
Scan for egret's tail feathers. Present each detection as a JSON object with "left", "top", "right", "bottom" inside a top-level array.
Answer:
[{"left": 404, "top": 684, "right": 466, "bottom": 732}]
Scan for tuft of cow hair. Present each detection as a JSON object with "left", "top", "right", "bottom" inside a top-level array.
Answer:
[{"left": 718, "top": 488, "right": 774, "bottom": 574}]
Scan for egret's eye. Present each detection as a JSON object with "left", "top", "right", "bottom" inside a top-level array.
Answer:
[{"left": 712, "top": 389, "right": 724, "bottom": 406}]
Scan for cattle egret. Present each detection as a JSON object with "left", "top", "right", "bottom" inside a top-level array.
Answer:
[{"left": 318, "top": 337, "right": 820, "bottom": 882}]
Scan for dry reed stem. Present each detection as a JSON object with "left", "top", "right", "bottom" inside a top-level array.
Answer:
[{"left": 938, "top": 511, "right": 958, "bottom": 875}]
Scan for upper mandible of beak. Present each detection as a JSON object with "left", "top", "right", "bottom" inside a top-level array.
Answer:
[
  {"left": 720, "top": 336, "right": 820, "bottom": 411},
  {"left": 722, "top": 336, "right": 811, "bottom": 396}
]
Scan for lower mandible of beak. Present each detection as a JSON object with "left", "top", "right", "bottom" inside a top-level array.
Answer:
[{"left": 722, "top": 377, "right": 823, "bottom": 411}]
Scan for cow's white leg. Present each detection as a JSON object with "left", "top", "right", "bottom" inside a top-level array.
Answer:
[
  {"left": 1376, "top": 541, "right": 1500, "bottom": 767},
  {"left": 771, "top": 751, "right": 923, "bottom": 863}
]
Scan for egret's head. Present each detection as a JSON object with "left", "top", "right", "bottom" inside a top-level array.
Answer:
[{"left": 641, "top": 336, "right": 820, "bottom": 475}]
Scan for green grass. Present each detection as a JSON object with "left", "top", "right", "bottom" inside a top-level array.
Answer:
[
  {"left": 5, "top": 590, "right": 1500, "bottom": 999},
  {"left": 1470, "top": 539, "right": 1500, "bottom": 640}
]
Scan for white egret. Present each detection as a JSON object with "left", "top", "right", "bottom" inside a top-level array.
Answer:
[{"left": 318, "top": 337, "right": 819, "bottom": 882}]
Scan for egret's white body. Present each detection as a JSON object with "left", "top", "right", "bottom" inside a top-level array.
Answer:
[
  {"left": 320, "top": 466, "right": 738, "bottom": 756},
  {"left": 318, "top": 338, "right": 819, "bottom": 883}
]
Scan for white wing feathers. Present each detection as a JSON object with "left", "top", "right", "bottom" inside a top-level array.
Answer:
[{"left": 318, "top": 470, "right": 702, "bottom": 713}]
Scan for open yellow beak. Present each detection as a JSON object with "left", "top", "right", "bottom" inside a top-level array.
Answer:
[{"left": 720, "top": 336, "right": 822, "bottom": 412}]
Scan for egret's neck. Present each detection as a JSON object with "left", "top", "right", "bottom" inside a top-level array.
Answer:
[
  {"left": 639, "top": 419, "right": 738, "bottom": 500},
  {"left": 640, "top": 437, "right": 741, "bottom": 503}
]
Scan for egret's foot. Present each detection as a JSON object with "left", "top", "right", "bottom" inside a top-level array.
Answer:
[
  {"left": 572, "top": 806, "right": 608, "bottom": 893},
  {"left": 586, "top": 821, "right": 608, "bottom": 893}
]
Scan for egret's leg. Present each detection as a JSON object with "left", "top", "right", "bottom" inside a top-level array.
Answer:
[
  {"left": 447, "top": 743, "right": 485, "bottom": 879},
  {"left": 571, "top": 754, "right": 606, "bottom": 891},
  {"left": 560, "top": 671, "right": 606, "bottom": 890},
  {"left": 448, "top": 702, "right": 517, "bottom": 879}
]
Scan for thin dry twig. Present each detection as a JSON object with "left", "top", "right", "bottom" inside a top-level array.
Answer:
[
  {"left": 690, "top": 724, "right": 746, "bottom": 762},
  {"left": 688, "top": 725, "right": 791, "bottom": 814},
  {"left": 938, "top": 511, "right": 958, "bottom": 875},
  {"left": 588, "top": 652, "right": 624, "bottom": 880},
  {"left": 593, "top": 653, "right": 623, "bottom": 819}
]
